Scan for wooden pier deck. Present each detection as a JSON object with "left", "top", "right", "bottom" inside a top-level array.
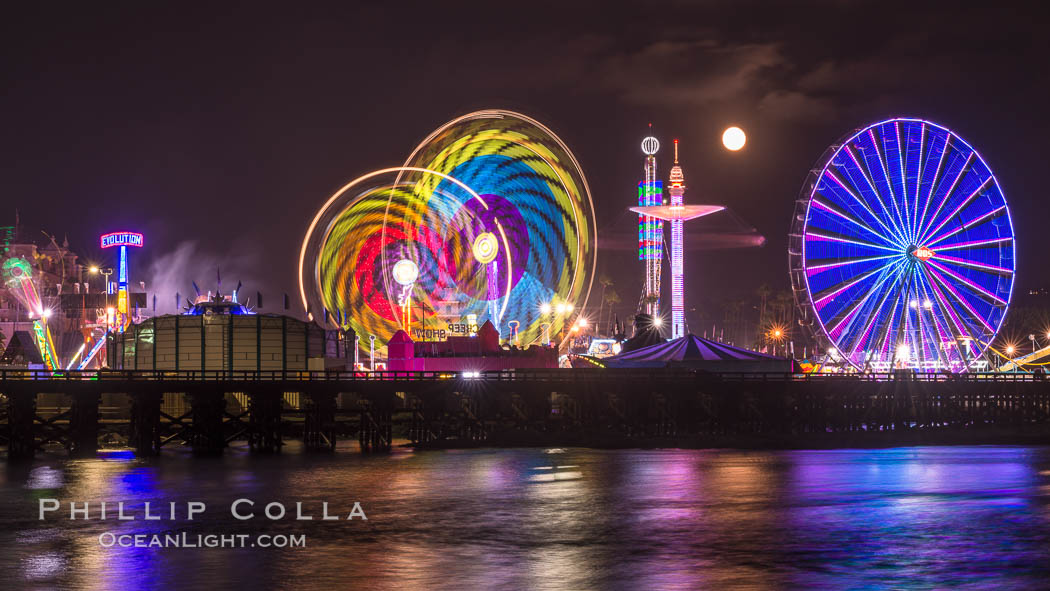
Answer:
[{"left": 2, "top": 369, "right": 1049, "bottom": 459}]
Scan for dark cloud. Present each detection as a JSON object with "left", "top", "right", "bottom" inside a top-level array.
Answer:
[{"left": 595, "top": 40, "right": 786, "bottom": 106}]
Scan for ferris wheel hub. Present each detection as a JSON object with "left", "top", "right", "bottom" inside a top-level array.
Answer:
[{"left": 907, "top": 244, "right": 935, "bottom": 262}]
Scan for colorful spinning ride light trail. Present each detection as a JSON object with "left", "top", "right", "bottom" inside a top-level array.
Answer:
[
  {"left": 2, "top": 257, "right": 60, "bottom": 369},
  {"left": 399, "top": 110, "right": 597, "bottom": 348},
  {"left": 790, "top": 118, "right": 1014, "bottom": 372},
  {"left": 300, "top": 166, "right": 495, "bottom": 348},
  {"left": 301, "top": 111, "right": 596, "bottom": 352}
]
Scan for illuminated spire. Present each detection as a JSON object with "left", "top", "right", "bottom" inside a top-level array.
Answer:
[{"left": 669, "top": 139, "right": 685, "bottom": 189}]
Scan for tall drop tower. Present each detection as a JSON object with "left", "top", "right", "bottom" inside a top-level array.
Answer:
[
  {"left": 631, "top": 140, "right": 725, "bottom": 338},
  {"left": 637, "top": 132, "right": 663, "bottom": 317},
  {"left": 667, "top": 140, "right": 686, "bottom": 337}
]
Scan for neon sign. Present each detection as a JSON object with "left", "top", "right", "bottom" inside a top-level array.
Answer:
[
  {"left": 100, "top": 232, "right": 144, "bottom": 249},
  {"left": 100, "top": 230, "right": 144, "bottom": 332}
]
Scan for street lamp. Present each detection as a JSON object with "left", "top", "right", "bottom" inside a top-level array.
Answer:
[{"left": 540, "top": 299, "right": 580, "bottom": 346}]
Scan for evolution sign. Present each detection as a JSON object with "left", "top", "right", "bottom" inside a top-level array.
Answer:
[{"left": 100, "top": 232, "right": 144, "bottom": 249}]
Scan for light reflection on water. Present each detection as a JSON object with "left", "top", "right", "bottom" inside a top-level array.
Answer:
[{"left": 1, "top": 445, "right": 1049, "bottom": 590}]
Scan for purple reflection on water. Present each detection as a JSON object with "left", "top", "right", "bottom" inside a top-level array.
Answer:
[{"left": 1, "top": 445, "right": 1048, "bottom": 589}]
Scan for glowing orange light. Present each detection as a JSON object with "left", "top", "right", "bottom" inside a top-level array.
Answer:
[
  {"left": 767, "top": 323, "right": 788, "bottom": 343},
  {"left": 914, "top": 246, "right": 934, "bottom": 261}
]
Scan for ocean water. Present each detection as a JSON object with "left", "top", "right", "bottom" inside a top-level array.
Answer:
[{"left": 1, "top": 444, "right": 1049, "bottom": 590}]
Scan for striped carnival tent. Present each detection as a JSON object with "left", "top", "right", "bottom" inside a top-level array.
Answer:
[{"left": 602, "top": 334, "right": 795, "bottom": 373}]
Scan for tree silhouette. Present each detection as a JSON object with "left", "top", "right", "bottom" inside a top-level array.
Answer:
[
  {"left": 604, "top": 288, "right": 622, "bottom": 333},
  {"left": 595, "top": 274, "right": 613, "bottom": 333}
]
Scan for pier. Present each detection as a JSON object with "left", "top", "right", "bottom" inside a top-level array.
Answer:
[{"left": 2, "top": 369, "right": 1050, "bottom": 459}]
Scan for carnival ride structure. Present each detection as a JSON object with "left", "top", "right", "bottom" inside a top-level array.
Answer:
[
  {"left": 631, "top": 140, "right": 724, "bottom": 339},
  {"left": 637, "top": 134, "right": 664, "bottom": 317},
  {"left": 790, "top": 118, "right": 1015, "bottom": 372},
  {"left": 2, "top": 257, "right": 61, "bottom": 369},
  {"left": 300, "top": 110, "right": 597, "bottom": 352}
]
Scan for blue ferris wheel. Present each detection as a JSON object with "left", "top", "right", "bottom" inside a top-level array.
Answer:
[{"left": 790, "top": 118, "right": 1015, "bottom": 372}]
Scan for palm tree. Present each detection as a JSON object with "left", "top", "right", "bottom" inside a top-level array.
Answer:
[
  {"left": 723, "top": 299, "right": 744, "bottom": 345},
  {"left": 595, "top": 274, "right": 613, "bottom": 332},
  {"left": 604, "top": 288, "right": 621, "bottom": 334},
  {"left": 773, "top": 290, "right": 795, "bottom": 325},
  {"left": 756, "top": 284, "right": 772, "bottom": 325}
]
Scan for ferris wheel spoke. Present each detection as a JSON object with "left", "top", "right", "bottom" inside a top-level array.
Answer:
[
  {"left": 843, "top": 145, "right": 910, "bottom": 245},
  {"left": 811, "top": 196, "right": 897, "bottom": 245},
  {"left": 882, "top": 266, "right": 922, "bottom": 360},
  {"left": 918, "top": 176, "right": 992, "bottom": 247},
  {"left": 910, "top": 280, "right": 937, "bottom": 366},
  {"left": 925, "top": 259, "right": 1007, "bottom": 305},
  {"left": 916, "top": 271, "right": 967, "bottom": 366},
  {"left": 844, "top": 263, "right": 909, "bottom": 361},
  {"left": 863, "top": 129, "right": 910, "bottom": 243},
  {"left": 925, "top": 204, "right": 1007, "bottom": 248},
  {"left": 805, "top": 253, "right": 898, "bottom": 273},
  {"left": 920, "top": 270, "right": 966, "bottom": 338},
  {"left": 805, "top": 231, "right": 904, "bottom": 253},
  {"left": 812, "top": 257, "right": 902, "bottom": 308},
  {"left": 934, "top": 236, "right": 1013, "bottom": 252},
  {"left": 876, "top": 285, "right": 909, "bottom": 361},
  {"left": 922, "top": 273, "right": 967, "bottom": 366},
  {"left": 826, "top": 258, "right": 907, "bottom": 338},
  {"left": 823, "top": 168, "right": 907, "bottom": 245},
  {"left": 887, "top": 122, "right": 914, "bottom": 242},
  {"left": 914, "top": 131, "right": 951, "bottom": 243},
  {"left": 932, "top": 253, "right": 1013, "bottom": 276},
  {"left": 909, "top": 122, "right": 929, "bottom": 242},
  {"left": 844, "top": 289, "right": 891, "bottom": 362},
  {"left": 915, "top": 151, "right": 976, "bottom": 244},
  {"left": 905, "top": 273, "right": 930, "bottom": 367},
  {"left": 923, "top": 270, "right": 987, "bottom": 368},
  {"left": 924, "top": 264, "right": 996, "bottom": 334}
]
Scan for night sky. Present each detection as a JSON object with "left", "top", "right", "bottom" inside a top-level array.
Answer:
[{"left": 3, "top": 2, "right": 1047, "bottom": 321}]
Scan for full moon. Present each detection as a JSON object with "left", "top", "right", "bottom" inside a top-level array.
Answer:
[{"left": 722, "top": 126, "right": 746, "bottom": 151}]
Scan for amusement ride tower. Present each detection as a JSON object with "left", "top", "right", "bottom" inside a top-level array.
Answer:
[
  {"left": 631, "top": 140, "right": 724, "bottom": 338},
  {"left": 637, "top": 132, "right": 663, "bottom": 317}
]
